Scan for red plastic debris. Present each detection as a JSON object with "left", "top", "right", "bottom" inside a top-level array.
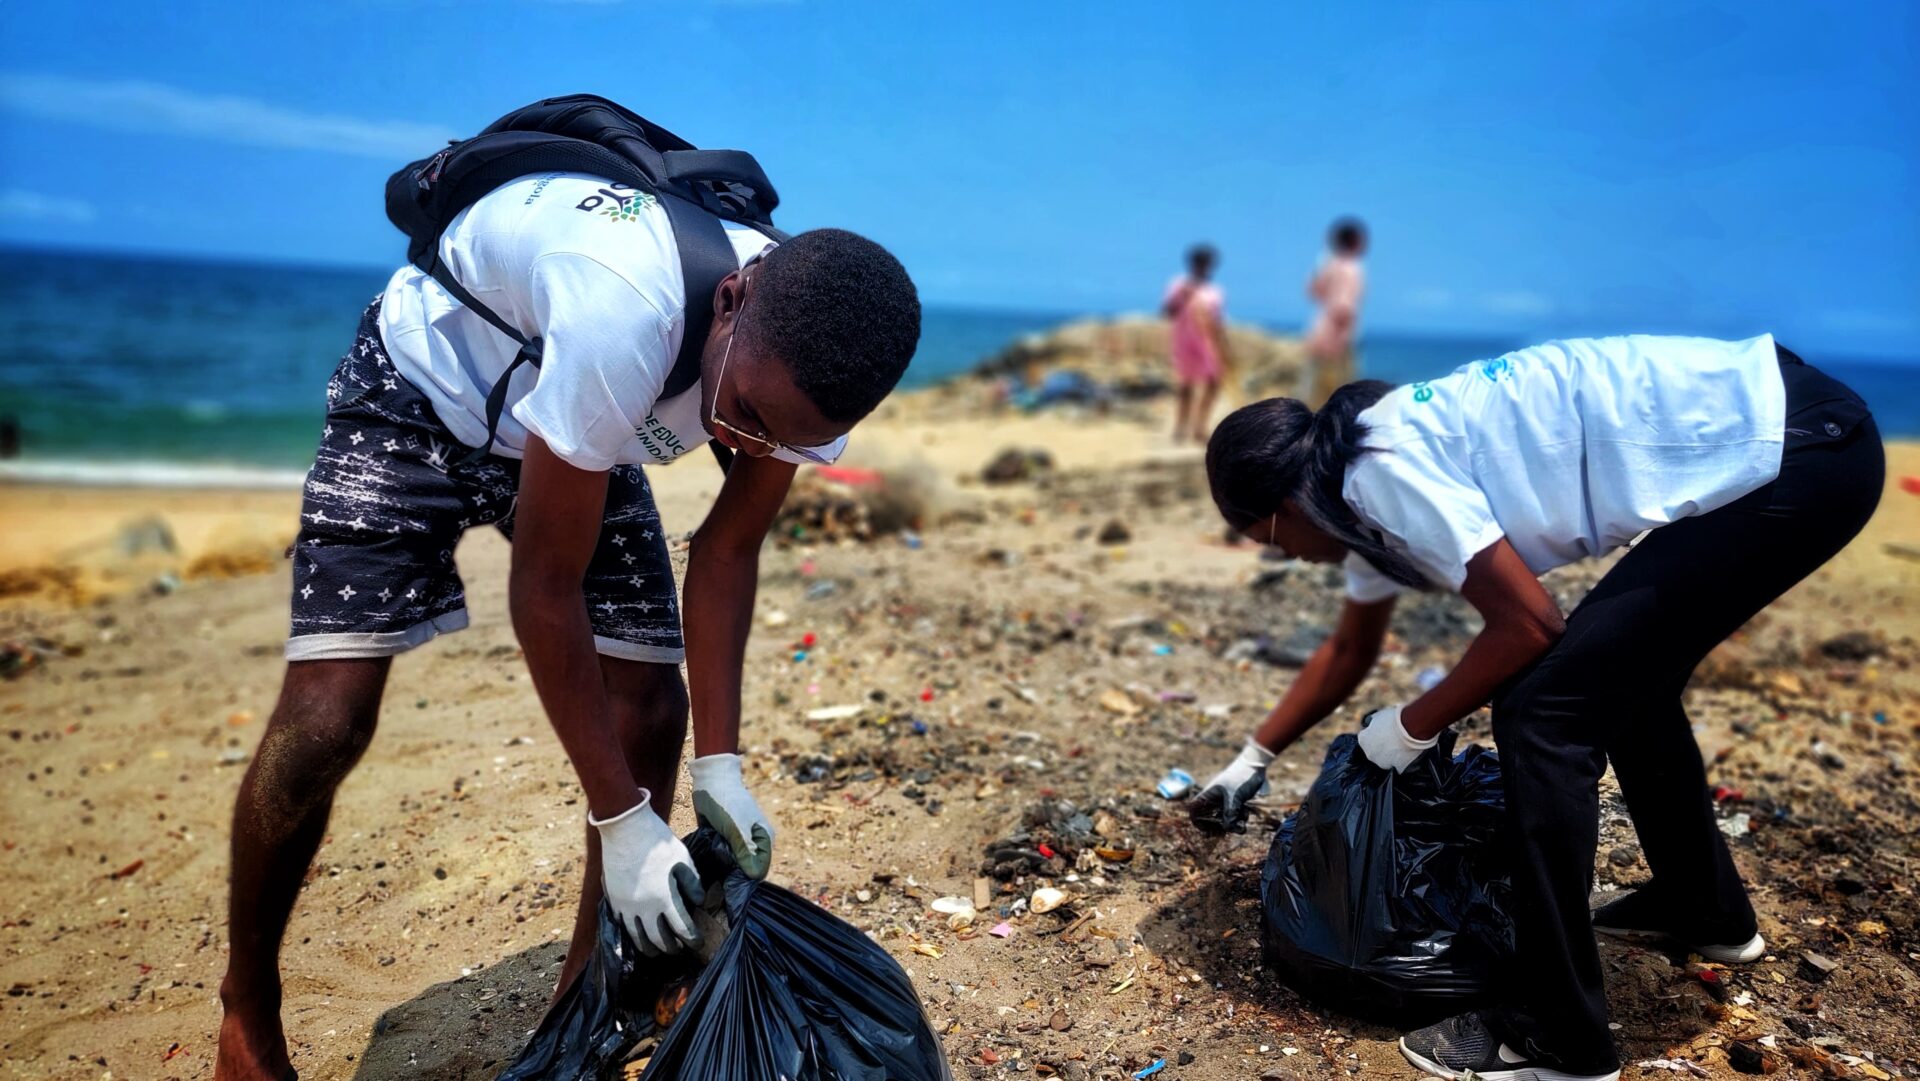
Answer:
[
  {"left": 801, "top": 632, "right": 818, "bottom": 648},
  {"left": 1900, "top": 475, "right": 1920, "bottom": 496},
  {"left": 814, "top": 465, "right": 886, "bottom": 487},
  {"left": 1037, "top": 843, "right": 1056, "bottom": 859},
  {"left": 919, "top": 687, "right": 935, "bottom": 702},
  {"left": 1712, "top": 785, "right": 1745, "bottom": 803}
]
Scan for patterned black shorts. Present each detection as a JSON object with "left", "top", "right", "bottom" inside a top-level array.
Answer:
[{"left": 285, "top": 299, "right": 683, "bottom": 664}]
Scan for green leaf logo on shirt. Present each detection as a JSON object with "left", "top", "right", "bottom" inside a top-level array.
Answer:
[{"left": 600, "top": 191, "right": 659, "bottom": 223}]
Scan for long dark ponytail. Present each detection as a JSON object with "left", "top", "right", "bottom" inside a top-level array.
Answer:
[{"left": 1204, "top": 381, "right": 1434, "bottom": 590}]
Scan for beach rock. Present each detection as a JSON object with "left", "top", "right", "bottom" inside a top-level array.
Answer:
[
  {"left": 982, "top": 447, "right": 1053, "bottom": 484},
  {"left": 1819, "top": 630, "right": 1882, "bottom": 662}
]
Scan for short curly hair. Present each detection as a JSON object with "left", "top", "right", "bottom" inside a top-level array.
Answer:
[{"left": 746, "top": 228, "right": 921, "bottom": 424}]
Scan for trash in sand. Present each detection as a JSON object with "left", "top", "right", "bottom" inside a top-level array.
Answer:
[
  {"left": 1155, "top": 768, "right": 1194, "bottom": 800},
  {"left": 1638, "top": 1059, "right": 1710, "bottom": 1077},
  {"left": 1133, "top": 1059, "right": 1166, "bottom": 1079},
  {"left": 1416, "top": 665, "right": 1447, "bottom": 692},
  {"left": 499, "top": 828, "right": 951, "bottom": 1081},
  {"left": 1261, "top": 732, "right": 1513, "bottom": 1025}
]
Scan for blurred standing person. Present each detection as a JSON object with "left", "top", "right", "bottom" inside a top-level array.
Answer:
[
  {"left": 1165, "top": 243, "right": 1230, "bottom": 444},
  {"left": 1304, "top": 217, "right": 1368, "bottom": 408}
]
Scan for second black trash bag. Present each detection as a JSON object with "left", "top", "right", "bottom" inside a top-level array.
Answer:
[
  {"left": 638, "top": 829, "right": 953, "bottom": 1080},
  {"left": 1260, "top": 732, "right": 1514, "bottom": 1026}
]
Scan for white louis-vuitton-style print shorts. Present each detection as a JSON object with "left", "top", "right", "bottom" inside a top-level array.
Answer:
[{"left": 284, "top": 298, "right": 684, "bottom": 664}]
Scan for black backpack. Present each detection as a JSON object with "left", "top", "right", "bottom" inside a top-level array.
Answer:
[{"left": 385, "top": 94, "right": 787, "bottom": 466}]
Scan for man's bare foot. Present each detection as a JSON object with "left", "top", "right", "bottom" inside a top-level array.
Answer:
[{"left": 215, "top": 1002, "right": 294, "bottom": 1081}]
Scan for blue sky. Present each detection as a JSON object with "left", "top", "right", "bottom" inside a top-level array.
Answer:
[{"left": 1, "top": 2, "right": 1914, "bottom": 358}]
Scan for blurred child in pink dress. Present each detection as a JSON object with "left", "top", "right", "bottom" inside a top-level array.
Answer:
[{"left": 1164, "top": 243, "right": 1230, "bottom": 444}]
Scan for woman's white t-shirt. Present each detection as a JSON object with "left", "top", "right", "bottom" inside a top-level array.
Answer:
[
  {"left": 1341, "top": 334, "right": 1787, "bottom": 602},
  {"left": 376, "top": 172, "right": 847, "bottom": 472}
]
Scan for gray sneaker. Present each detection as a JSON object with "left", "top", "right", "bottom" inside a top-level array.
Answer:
[{"left": 1399, "top": 1013, "right": 1620, "bottom": 1081}]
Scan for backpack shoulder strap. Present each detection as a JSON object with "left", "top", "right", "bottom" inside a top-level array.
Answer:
[
  {"left": 419, "top": 249, "right": 545, "bottom": 468},
  {"left": 658, "top": 194, "right": 737, "bottom": 402}
]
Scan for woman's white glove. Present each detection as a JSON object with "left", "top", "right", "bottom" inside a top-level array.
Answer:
[
  {"left": 1356, "top": 704, "right": 1437, "bottom": 772},
  {"left": 1188, "top": 739, "right": 1276, "bottom": 834},
  {"left": 590, "top": 792, "right": 705, "bottom": 956},
  {"left": 690, "top": 753, "right": 776, "bottom": 880}
]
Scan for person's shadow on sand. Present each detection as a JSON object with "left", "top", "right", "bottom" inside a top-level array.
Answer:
[{"left": 351, "top": 941, "right": 566, "bottom": 1081}]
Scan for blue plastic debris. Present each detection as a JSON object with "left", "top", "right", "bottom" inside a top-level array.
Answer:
[
  {"left": 1134, "top": 1060, "right": 1167, "bottom": 1079},
  {"left": 1155, "top": 768, "right": 1194, "bottom": 800}
]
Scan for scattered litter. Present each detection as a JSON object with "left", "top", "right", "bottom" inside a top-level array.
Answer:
[{"left": 1132, "top": 1059, "right": 1165, "bottom": 1079}]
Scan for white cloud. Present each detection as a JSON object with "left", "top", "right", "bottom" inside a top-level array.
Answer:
[
  {"left": 0, "top": 73, "right": 458, "bottom": 160},
  {"left": 0, "top": 188, "right": 97, "bottom": 223},
  {"left": 1481, "top": 290, "right": 1555, "bottom": 317}
]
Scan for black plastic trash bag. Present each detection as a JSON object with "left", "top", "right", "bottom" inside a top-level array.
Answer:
[
  {"left": 639, "top": 829, "right": 953, "bottom": 1080},
  {"left": 495, "top": 836, "right": 719, "bottom": 1081},
  {"left": 498, "top": 828, "right": 951, "bottom": 1080},
  {"left": 1260, "top": 732, "right": 1514, "bottom": 1026}
]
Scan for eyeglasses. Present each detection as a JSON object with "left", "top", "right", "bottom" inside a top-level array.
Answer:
[{"left": 709, "top": 277, "right": 831, "bottom": 465}]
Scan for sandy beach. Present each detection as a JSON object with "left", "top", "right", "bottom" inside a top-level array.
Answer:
[{"left": 2, "top": 359, "right": 1917, "bottom": 1080}]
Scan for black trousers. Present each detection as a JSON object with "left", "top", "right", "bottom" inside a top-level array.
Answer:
[{"left": 1487, "top": 350, "right": 1884, "bottom": 1073}]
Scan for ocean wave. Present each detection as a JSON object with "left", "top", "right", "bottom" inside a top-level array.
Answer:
[{"left": 0, "top": 459, "right": 308, "bottom": 490}]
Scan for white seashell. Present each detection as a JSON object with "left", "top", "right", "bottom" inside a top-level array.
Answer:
[{"left": 1030, "top": 887, "right": 1069, "bottom": 914}]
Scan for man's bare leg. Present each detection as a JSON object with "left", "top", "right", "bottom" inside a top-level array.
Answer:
[
  {"left": 553, "top": 657, "right": 690, "bottom": 999},
  {"left": 216, "top": 657, "right": 392, "bottom": 1081}
]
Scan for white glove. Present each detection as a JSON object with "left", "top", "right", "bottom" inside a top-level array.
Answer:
[
  {"left": 689, "top": 753, "right": 776, "bottom": 880},
  {"left": 1189, "top": 739, "right": 1276, "bottom": 834},
  {"left": 1357, "top": 704, "right": 1437, "bottom": 772},
  {"left": 590, "top": 792, "right": 705, "bottom": 956}
]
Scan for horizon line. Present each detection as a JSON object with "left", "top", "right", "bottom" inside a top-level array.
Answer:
[{"left": 2, "top": 237, "right": 1914, "bottom": 367}]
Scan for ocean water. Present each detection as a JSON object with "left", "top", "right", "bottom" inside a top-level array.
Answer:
[{"left": 2, "top": 245, "right": 1915, "bottom": 483}]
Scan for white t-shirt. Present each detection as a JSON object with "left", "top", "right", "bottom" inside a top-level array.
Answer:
[
  {"left": 378, "top": 172, "right": 847, "bottom": 472},
  {"left": 1340, "top": 334, "right": 1787, "bottom": 601}
]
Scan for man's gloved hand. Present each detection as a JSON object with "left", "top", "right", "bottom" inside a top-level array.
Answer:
[
  {"left": 689, "top": 753, "right": 776, "bottom": 880},
  {"left": 590, "top": 792, "right": 706, "bottom": 956},
  {"left": 1189, "top": 740, "right": 1276, "bottom": 834},
  {"left": 1356, "top": 704, "right": 1437, "bottom": 773}
]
